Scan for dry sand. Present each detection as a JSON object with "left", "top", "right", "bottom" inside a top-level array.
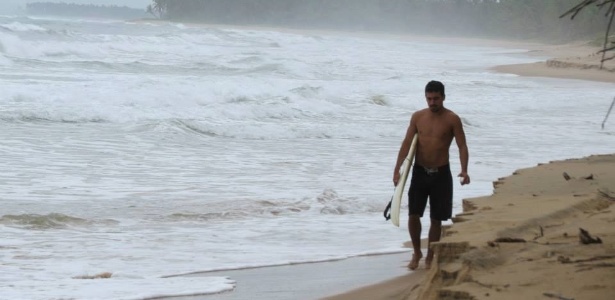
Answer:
[
  {"left": 491, "top": 41, "right": 615, "bottom": 83},
  {"left": 327, "top": 154, "right": 615, "bottom": 300}
]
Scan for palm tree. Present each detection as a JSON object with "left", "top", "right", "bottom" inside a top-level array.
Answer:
[
  {"left": 561, "top": 0, "right": 615, "bottom": 69},
  {"left": 146, "top": 0, "right": 168, "bottom": 19},
  {"left": 146, "top": 4, "right": 156, "bottom": 18},
  {"left": 563, "top": 1, "right": 615, "bottom": 129}
]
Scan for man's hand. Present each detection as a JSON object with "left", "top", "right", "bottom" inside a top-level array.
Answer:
[
  {"left": 458, "top": 172, "right": 470, "bottom": 185},
  {"left": 393, "top": 171, "right": 400, "bottom": 186}
]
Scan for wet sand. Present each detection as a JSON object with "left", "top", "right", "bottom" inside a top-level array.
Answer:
[{"left": 158, "top": 252, "right": 421, "bottom": 300}]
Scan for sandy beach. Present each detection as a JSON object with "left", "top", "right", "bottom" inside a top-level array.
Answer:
[
  {"left": 4, "top": 13, "right": 615, "bottom": 299},
  {"left": 491, "top": 40, "right": 615, "bottom": 83},
  {"left": 323, "top": 35, "right": 615, "bottom": 300},
  {"left": 130, "top": 21, "right": 615, "bottom": 299},
  {"left": 327, "top": 154, "right": 615, "bottom": 300},
  {"left": 276, "top": 31, "right": 615, "bottom": 299},
  {"left": 169, "top": 154, "right": 615, "bottom": 300},
  {"left": 322, "top": 34, "right": 615, "bottom": 299}
]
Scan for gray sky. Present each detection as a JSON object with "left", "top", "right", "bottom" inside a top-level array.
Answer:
[{"left": 3, "top": 0, "right": 151, "bottom": 10}]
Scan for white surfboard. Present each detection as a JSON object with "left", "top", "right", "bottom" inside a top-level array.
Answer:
[{"left": 391, "top": 134, "right": 418, "bottom": 227}]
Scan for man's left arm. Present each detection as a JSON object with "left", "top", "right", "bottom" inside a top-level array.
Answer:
[{"left": 453, "top": 115, "right": 470, "bottom": 185}]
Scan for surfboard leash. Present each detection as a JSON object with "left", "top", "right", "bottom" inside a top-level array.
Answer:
[{"left": 383, "top": 195, "right": 393, "bottom": 221}]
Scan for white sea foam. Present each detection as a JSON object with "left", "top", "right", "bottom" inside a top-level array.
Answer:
[
  {"left": 0, "top": 14, "right": 613, "bottom": 300},
  {"left": 0, "top": 53, "right": 10, "bottom": 65},
  {"left": 5, "top": 276, "right": 235, "bottom": 300},
  {"left": 0, "top": 21, "right": 48, "bottom": 32},
  {"left": 0, "top": 31, "right": 40, "bottom": 57}
]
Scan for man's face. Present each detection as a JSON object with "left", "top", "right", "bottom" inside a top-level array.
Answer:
[{"left": 425, "top": 92, "right": 444, "bottom": 112}]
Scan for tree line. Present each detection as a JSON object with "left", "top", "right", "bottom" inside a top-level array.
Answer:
[
  {"left": 27, "top": 2, "right": 147, "bottom": 20},
  {"left": 146, "top": 0, "right": 608, "bottom": 41}
]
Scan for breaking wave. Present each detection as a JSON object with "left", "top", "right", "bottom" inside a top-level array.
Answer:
[
  {"left": 165, "top": 188, "right": 379, "bottom": 223},
  {"left": 0, "top": 22, "right": 48, "bottom": 32},
  {"left": 0, "top": 213, "right": 118, "bottom": 230}
]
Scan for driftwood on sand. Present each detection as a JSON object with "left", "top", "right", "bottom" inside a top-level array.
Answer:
[{"left": 579, "top": 228, "right": 602, "bottom": 245}]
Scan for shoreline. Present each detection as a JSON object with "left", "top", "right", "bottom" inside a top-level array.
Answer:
[
  {"left": 326, "top": 154, "right": 615, "bottom": 300},
  {"left": 159, "top": 252, "right": 421, "bottom": 300},
  {"left": 128, "top": 20, "right": 615, "bottom": 299},
  {"left": 489, "top": 41, "right": 615, "bottom": 83},
  {"left": 493, "top": 62, "right": 615, "bottom": 83}
]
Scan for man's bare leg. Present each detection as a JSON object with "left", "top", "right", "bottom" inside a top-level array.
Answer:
[
  {"left": 425, "top": 218, "right": 442, "bottom": 269},
  {"left": 408, "top": 214, "right": 422, "bottom": 270}
]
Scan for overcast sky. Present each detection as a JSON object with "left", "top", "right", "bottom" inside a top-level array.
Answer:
[{"left": 3, "top": 0, "right": 151, "bottom": 10}]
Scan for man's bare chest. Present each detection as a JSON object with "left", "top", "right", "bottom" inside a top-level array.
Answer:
[{"left": 417, "top": 120, "right": 453, "bottom": 139}]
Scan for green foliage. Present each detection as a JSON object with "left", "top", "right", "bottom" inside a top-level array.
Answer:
[
  {"left": 148, "top": 0, "right": 609, "bottom": 41},
  {"left": 27, "top": 2, "right": 146, "bottom": 19}
]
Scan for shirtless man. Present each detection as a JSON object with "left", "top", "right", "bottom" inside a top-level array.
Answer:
[{"left": 393, "top": 80, "right": 470, "bottom": 270}]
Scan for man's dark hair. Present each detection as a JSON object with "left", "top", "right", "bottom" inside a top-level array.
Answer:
[{"left": 425, "top": 80, "right": 445, "bottom": 98}]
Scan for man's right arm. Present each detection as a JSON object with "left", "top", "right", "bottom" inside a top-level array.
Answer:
[
  {"left": 452, "top": 113, "right": 470, "bottom": 185},
  {"left": 393, "top": 113, "right": 418, "bottom": 186}
]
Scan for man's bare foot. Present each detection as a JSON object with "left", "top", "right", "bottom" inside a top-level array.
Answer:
[
  {"left": 407, "top": 253, "right": 423, "bottom": 270},
  {"left": 425, "top": 256, "right": 433, "bottom": 269}
]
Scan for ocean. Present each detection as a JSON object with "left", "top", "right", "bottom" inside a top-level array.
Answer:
[{"left": 0, "top": 15, "right": 613, "bottom": 300}]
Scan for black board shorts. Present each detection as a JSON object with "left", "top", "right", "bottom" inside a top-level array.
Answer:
[{"left": 408, "top": 164, "right": 453, "bottom": 221}]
